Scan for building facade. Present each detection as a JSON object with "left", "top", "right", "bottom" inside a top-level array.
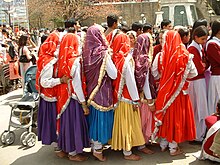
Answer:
[{"left": 0, "top": 0, "right": 29, "bottom": 29}]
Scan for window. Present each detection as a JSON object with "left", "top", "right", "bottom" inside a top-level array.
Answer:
[
  {"left": 174, "top": 5, "right": 188, "bottom": 26},
  {"left": 161, "top": 6, "right": 169, "bottom": 20}
]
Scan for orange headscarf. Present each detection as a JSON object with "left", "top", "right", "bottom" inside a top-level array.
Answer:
[
  {"left": 152, "top": 30, "right": 191, "bottom": 139},
  {"left": 107, "top": 30, "right": 131, "bottom": 105},
  {"left": 36, "top": 31, "right": 60, "bottom": 92},
  {"left": 56, "top": 33, "right": 79, "bottom": 132}
]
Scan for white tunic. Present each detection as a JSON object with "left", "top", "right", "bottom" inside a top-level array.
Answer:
[
  {"left": 106, "top": 54, "right": 117, "bottom": 80},
  {"left": 70, "top": 58, "right": 85, "bottom": 103},
  {"left": 40, "top": 61, "right": 61, "bottom": 88},
  {"left": 124, "top": 58, "right": 139, "bottom": 101}
]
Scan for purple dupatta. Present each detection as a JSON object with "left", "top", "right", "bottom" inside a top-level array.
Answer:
[
  {"left": 82, "top": 25, "right": 113, "bottom": 111},
  {"left": 133, "top": 33, "right": 150, "bottom": 93}
]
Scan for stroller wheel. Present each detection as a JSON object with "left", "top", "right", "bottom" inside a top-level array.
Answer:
[
  {"left": 25, "top": 132, "right": 36, "bottom": 148},
  {"left": 4, "top": 131, "right": 15, "bottom": 145},
  {"left": 20, "top": 131, "right": 29, "bottom": 146},
  {"left": 0, "top": 131, "right": 8, "bottom": 145}
]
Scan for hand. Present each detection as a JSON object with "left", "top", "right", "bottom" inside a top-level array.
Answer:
[
  {"left": 148, "top": 104, "right": 156, "bottom": 112},
  {"left": 133, "top": 104, "right": 139, "bottom": 111},
  {"left": 147, "top": 99, "right": 155, "bottom": 112},
  {"left": 60, "top": 75, "right": 69, "bottom": 84},
  {"left": 81, "top": 102, "right": 89, "bottom": 115},
  {"left": 82, "top": 106, "right": 90, "bottom": 115}
]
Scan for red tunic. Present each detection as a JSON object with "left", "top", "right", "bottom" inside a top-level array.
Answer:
[
  {"left": 204, "top": 115, "right": 220, "bottom": 158},
  {"left": 206, "top": 42, "right": 220, "bottom": 75},
  {"left": 36, "top": 31, "right": 60, "bottom": 99},
  {"left": 188, "top": 46, "right": 206, "bottom": 80},
  {"left": 153, "top": 44, "right": 162, "bottom": 63}
]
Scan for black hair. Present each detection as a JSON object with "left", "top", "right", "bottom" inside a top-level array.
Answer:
[
  {"left": 178, "top": 27, "right": 190, "bottom": 39},
  {"left": 18, "top": 34, "right": 28, "bottom": 47},
  {"left": 81, "top": 26, "right": 88, "bottom": 33},
  {"left": 41, "top": 34, "right": 48, "bottom": 44},
  {"left": 189, "top": 19, "right": 208, "bottom": 44},
  {"left": 120, "top": 25, "right": 130, "bottom": 33},
  {"left": 192, "top": 25, "right": 208, "bottom": 39},
  {"left": 2, "top": 29, "right": 7, "bottom": 33},
  {"left": 68, "top": 27, "right": 76, "bottom": 33},
  {"left": 64, "top": 18, "right": 77, "bottom": 29},
  {"left": 143, "top": 23, "right": 152, "bottom": 33},
  {"left": 192, "top": 19, "right": 208, "bottom": 31},
  {"left": 160, "top": 19, "right": 171, "bottom": 29},
  {"left": 131, "top": 22, "right": 143, "bottom": 32},
  {"left": 217, "top": 100, "right": 220, "bottom": 110},
  {"left": 107, "top": 14, "right": 119, "bottom": 27},
  {"left": 57, "top": 27, "right": 64, "bottom": 32},
  {"left": 18, "top": 34, "right": 29, "bottom": 54},
  {"left": 209, "top": 19, "right": 220, "bottom": 40}
]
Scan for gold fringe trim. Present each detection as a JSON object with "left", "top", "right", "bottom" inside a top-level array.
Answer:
[
  {"left": 87, "top": 54, "right": 107, "bottom": 106},
  {"left": 114, "top": 56, "right": 133, "bottom": 108},
  {"left": 90, "top": 100, "right": 113, "bottom": 112},
  {"left": 146, "top": 32, "right": 154, "bottom": 64}
]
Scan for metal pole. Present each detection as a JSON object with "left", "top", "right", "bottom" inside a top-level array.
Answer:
[
  {"left": 8, "top": 4, "right": 11, "bottom": 26},
  {"left": 182, "top": 15, "right": 183, "bottom": 26},
  {"left": 24, "top": 0, "right": 29, "bottom": 31}
]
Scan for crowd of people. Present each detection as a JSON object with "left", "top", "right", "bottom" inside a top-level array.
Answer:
[
  {"left": 1, "top": 14, "right": 220, "bottom": 162},
  {"left": 0, "top": 25, "right": 40, "bottom": 92}
]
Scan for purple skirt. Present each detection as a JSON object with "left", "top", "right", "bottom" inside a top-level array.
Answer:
[
  {"left": 58, "top": 99, "right": 90, "bottom": 153},
  {"left": 37, "top": 98, "right": 57, "bottom": 145}
]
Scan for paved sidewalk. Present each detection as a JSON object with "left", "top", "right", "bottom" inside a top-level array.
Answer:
[
  {"left": 0, "top": 89, "right": 23, "bottom": 105},
  {"left": 0, "top": 89, "right": 217, "bottom": 165}
]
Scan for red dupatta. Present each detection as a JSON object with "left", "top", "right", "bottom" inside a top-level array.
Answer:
[
  {"left": 56, "top": 33, "right": 79, "bottom": 132},
  {"left": 107, "top": 30, "right": 131, "bottom": 105},
  {"left": 36, "top": 31, "right": 60, "bottom": 94},
  {"left": 152, "top": 30, "right": 191, "bottom": 140}
]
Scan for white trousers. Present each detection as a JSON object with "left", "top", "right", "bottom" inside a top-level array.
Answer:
[
  {"left": 208, "top": 76, "right": 220, "bottom": 115},
  {"left": 188, "top": 78, "right": 208, "bottom": 141},
  {"left": 160, "top": 138, "right": 178, "bottom": 153}
]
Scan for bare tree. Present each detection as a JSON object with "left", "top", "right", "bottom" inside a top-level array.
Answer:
[{"left": 28, "top": 0, "right": 120, "bottom": 28}]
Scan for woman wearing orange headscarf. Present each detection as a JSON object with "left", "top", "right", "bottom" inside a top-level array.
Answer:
[
  {"left": 56, "top": 32, "right": 90, "bottom": 162},
  {"left": 36, "top": 30, "right": 68, "bottom": 154},
  {"left": 151, "top": 30, "right": 198, "bottom": 156},
  {"left": 107, "top": 29, "right": 146, "bottom": 161}
]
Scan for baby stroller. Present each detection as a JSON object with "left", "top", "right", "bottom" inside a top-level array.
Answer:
[{"left": 0, "top": 65, "right": 39, "bottom": 147}]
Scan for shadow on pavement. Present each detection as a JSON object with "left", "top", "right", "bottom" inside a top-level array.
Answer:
[
  {"left": 0, "top": 128, "right": 37, "bottom": 148},
  {"left": 9, "top": 142, "right": 215, "bottom": 165}
]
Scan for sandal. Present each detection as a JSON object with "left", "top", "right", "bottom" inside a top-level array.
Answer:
[
  {"left": 124, "top": 154, "right": 141, "bottom": 161},
  {"left": 93, "top": 152, "right": 106, "bottom": 162},
  {"left": 68, "top": 154, "right": 88, "bottom": 162},
  {"left": 139, "top": 147, "right": 154, "bottom": 154},
  {"left": 55, "top": 150, "right": 68, "bottom": 158},
  {"left": 170, "top": 147, "right": 183, "bottom": 156}
]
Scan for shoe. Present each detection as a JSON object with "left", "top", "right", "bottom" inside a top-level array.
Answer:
[
  {"left": 139, "top": 147, "right": 154, "bottom": 154},
  {"left": 170, "top": 147, "right": 183, "bottom": 156},
  {"left": 93, "top": 152, "right": 106, "bottom": 162},
  {"left": 68, "top": 154, "right": 88, "bottom": 161},
  {"left": 124, "top": 154, "right": 141, "bottom": 161},
  {"left": 56, "top": 150, "right": 68, "bottom": 158},
  {"left": 189, "top": 140, "right": 203, "bottom": 145}
]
